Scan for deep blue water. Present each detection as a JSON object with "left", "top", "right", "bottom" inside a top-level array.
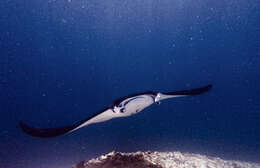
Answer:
[{"left": 1, "top": 0, "right": 260, "bottom": 167}]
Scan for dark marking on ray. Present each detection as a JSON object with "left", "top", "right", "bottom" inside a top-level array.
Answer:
[
  {"left": 111, "top": 91, "right": 157, "bottom": 107},
  {"left": 123, "top": 96, "right": 143, "bottom": 106}
]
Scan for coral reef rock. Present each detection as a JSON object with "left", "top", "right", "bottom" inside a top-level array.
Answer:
[{"left": 73, "top": 151, "right": 260, "bottom": 168}]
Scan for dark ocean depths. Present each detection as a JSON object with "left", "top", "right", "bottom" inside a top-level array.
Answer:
[{"left": 0, "top": 0, "right": 259, "bottom": 167}]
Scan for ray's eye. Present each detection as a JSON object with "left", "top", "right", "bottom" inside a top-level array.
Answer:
[{"left": 120, "top": 108, "right": 125, "bottom": 113}]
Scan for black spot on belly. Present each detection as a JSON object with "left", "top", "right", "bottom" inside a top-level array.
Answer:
[{"left": 120, "top": 108, "right": 125, "bottom": 113}]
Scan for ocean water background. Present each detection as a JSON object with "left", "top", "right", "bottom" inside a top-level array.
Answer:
[{"left": 0, "top": 0, "right": 259, "bottom": 168}]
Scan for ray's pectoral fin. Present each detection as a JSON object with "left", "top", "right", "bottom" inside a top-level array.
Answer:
[
  {"left": 165, "top": 84, "right": 212, "bottom": 96},
  {"left": 18, "top": 121, "right": 76, "bottom": 138},
  {"left": 18, "top": 108, "right": 117, "bottom": 138},
  {"left": 157, "top": 84, "right": 212, "bottom": 101}
]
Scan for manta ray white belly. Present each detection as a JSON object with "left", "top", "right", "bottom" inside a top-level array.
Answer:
[{"left": 123, "top": 95, "right": 154, "bottom": 115}]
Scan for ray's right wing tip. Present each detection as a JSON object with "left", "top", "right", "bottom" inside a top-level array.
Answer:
[
  {"left": 204, "top": 84, "right": 213, "bottom": 91},
  {"left": 165, "top": 84, "right": 213, "bottom": 96},
  {"left": 188, "top": 84, "right": 213, "bottom": 95}
]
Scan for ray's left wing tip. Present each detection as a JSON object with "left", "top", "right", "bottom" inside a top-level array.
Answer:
[
  {"left": 18, "top": 121, "right": 28, "bottom": 132},
  {"left": 18, "top": 121, "right": 73, "bottom": 138},
  {"left": 18, "top": 121, "right": 40, "bottom": 137},
  {"left": 18, "top": 121, "right": 36, "bottom": 137}
]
